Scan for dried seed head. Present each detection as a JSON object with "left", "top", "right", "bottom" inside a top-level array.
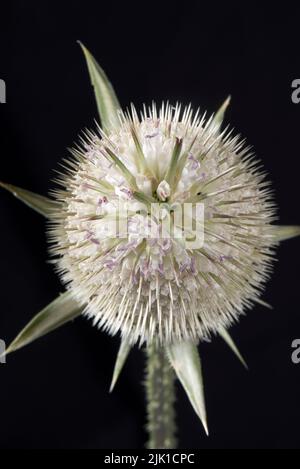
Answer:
[{"left": 49, "top": 104, "right": 277, "bottom": 346}]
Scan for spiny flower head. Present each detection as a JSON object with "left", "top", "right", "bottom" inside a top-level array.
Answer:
[{"left": 49, "top": 103, "right": 276, "bottom": 346}]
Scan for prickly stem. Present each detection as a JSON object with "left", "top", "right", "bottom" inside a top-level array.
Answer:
[{"left": 145, "top": 344, "right": 177, "bottom": 449}]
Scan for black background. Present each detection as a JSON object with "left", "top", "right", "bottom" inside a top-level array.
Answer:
[{"left": 0, "top": 0, "right": 300, "bottom": 449}]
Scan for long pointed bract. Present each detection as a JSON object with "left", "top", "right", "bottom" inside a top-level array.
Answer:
[
  {"left": 0, "top": 182, "right": 59, "bottom": 218},
  {"left": 218, "top": 326, "right": 248, "bottom": 369},
  {"left": 79, "top": 42, "right": 121, "bottom": 131},
  {"left": 6, "top": 291, "right": 83, "bottom": 355},
  {"left": 110, "top": 338, "right": 131, "bottom": 392},
  {"left": 166, "top": 341, "right": 208, "bottom": 435},
  {"left": 270, "top": 225, "right": 300, "bottom": 242},
  {"left": 211, "top": 95, "right": 231, "bottom": 130}
]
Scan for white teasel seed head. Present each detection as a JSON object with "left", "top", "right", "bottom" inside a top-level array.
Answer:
[{"left": 48, "top": 103, "right": 277, "bottom": 346}]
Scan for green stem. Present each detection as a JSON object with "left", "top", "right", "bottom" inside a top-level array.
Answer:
[{"left": 145, "top": 344, "right": 177, "bottom": 449}]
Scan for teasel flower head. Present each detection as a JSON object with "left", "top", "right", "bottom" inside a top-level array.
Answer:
[
  {"left": 2, "top": 43, "right": 300, "bottom": 445},
  {"left": 49, "top": 102, "right": 276, "bottom": 347}
]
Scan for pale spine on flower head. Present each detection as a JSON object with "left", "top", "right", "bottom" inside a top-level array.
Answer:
[
  {"left": 48, "top": 103, "right": 277, "bottom": 346},
  {"left": 156, "top": 180, "right": 170, "bottom": 201}
]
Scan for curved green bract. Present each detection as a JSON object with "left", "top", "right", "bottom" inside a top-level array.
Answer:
[{"left": 79, "top": 42, "right": 121, "bottom": 131}]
